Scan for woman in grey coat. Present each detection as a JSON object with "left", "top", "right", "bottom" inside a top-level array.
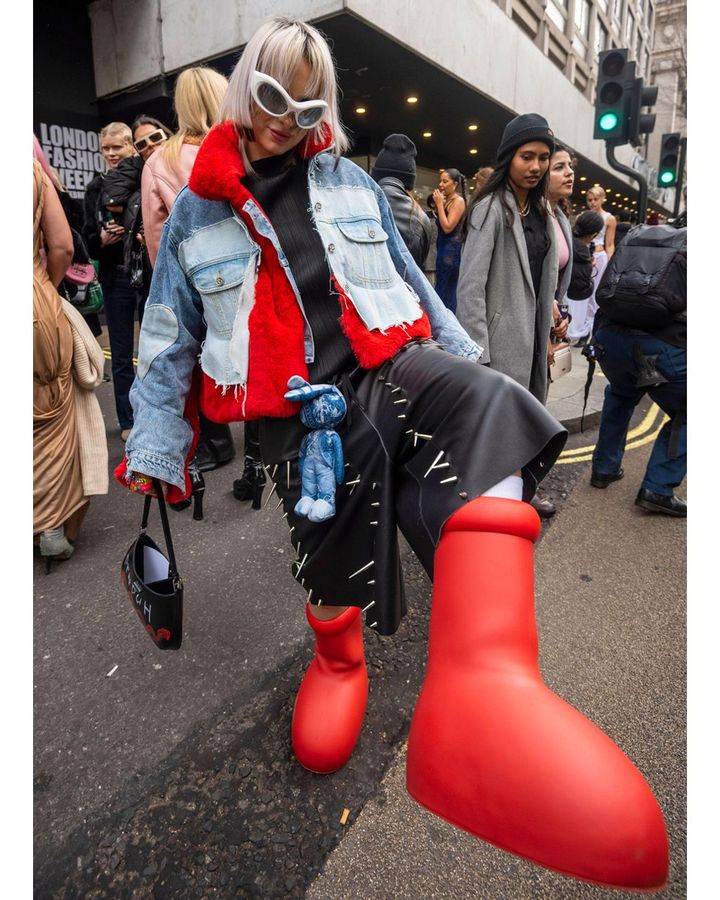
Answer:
[{"left": 456, "top": 113, "right": 560, "bottom": 515}]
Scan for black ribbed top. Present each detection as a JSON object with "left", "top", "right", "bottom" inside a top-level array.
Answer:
[{"left": 242, "top": 153, "right": 355, "bottom": 382}]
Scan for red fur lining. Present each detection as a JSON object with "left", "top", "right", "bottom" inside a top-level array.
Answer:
[{"left": 334, "top": 278, "right": 432, "bottom": 369}]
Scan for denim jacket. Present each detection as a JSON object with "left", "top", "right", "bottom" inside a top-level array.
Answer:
[{"left": 125, "top": 123, "right": 481, "bottom": 492}]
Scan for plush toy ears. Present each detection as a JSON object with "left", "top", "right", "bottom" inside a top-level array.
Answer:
[{"left": 284, "top": 375, "right": 340, "bottom": 403}]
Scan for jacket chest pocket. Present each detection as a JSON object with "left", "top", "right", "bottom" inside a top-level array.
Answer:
[
  {"left": 333, "top": 218, "right": 396, "bottom": 289},
  {"left": 189, "top": 256, "right": 251, "bottom": 336}
]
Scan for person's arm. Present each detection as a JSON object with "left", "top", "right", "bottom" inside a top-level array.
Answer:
[
  {"left": 37, "top": 171, "right": 73, "bottom": 287},
  {"left": 124, "top": 209, "right": 205, "bottom": 494},
  {"left": 141, "top": 159, "right": 169, "bottom": 268},
  {"left": 604, "top": 214, "right": 616, "bottom": 258},
  {"left": 455, "top": 200, "right": 499, "bottom": 364},
  {"left": 433, "top": 192, "right": 466, "bottom": 235}
]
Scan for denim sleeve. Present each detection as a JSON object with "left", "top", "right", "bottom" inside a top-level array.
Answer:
[
  {"left": 125, "top": 225, "right": 204, "bottom": 491},
  {"left": 372, "top": 182, "right": 481, "bottom": 361}
]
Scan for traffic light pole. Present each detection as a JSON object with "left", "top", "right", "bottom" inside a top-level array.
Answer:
[
  {"left": 605, "top": 141, "right": 649, "bottom": 222},
  {"left": 672, "top": 137, "right": 687, "bottom": 219}
]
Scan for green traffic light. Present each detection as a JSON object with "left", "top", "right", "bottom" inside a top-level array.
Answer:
[
  {"left": 659, "top": 171, "right": 675, "bottom": 185},
  {"left": 599, "top": 112, "right": 619, "bottom": 132}
]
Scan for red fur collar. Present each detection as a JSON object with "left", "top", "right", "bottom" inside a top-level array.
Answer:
[{"left": 189, "top": 121, "right": 333, "bottom": 203}]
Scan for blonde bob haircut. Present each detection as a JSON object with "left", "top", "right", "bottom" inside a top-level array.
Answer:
[
  {"left": 220, "top": 16, "right": 350, "bottom": 162},
  {"left": 100, "top": 122, "right": 133, "bottom": 145},
  {"left": 587, "top": 185, "right": 606, "bottom": 201},
  {"left": 162, "top": 66, "right": 229, "bottom": 176}
]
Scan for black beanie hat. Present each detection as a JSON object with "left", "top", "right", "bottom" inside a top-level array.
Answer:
[
  {"left": 371, "top": 133, "right": 417, "bottom": 189},
  {"left": 496, "top": 113, "right": 555, "bottom": 161}
]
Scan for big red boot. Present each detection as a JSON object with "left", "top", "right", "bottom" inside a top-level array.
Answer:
[
  {"left": 406, "top": 497, "right": 668, "bottom": 890},
  {"left": 292, "top": 604, "right": 368, "bottom": 774}
]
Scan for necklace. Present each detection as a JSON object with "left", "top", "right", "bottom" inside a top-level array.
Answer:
[{"left": 518, "top": 200, "right": 530, "bottom": 217}]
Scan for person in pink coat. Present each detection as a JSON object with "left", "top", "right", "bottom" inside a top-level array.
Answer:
[
  {"left": 141, "top": 66, "right": 229, "bottom": 266},
  {"left": 140, "top": 65, "right": 236, "bottom": 483}
]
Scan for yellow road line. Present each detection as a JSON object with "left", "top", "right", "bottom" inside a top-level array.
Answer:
[
  {"left": 103, "top": 349, "right": 138, "bottom": 366},
  {"left": 556, "top": 406, "right": 669, "bottom": 464},
  {"left": 559, "top": 403, "right": 661, "bottom": 457}
]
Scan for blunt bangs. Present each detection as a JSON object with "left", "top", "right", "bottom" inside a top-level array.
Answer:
[{"left": 220, "top": 16, "right": 350, "bottom": 158}]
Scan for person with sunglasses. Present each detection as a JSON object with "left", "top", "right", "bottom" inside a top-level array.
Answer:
[
  {"left": 132, "top": 117, "right": 170, "bottom": 161},
  {"left": 116, "top": 16, "right": 667, "bottom": 890}
]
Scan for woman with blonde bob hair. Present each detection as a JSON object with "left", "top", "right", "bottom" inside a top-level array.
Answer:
[{"left": 117, "top": 17, "right": 667, "bottom": 890}]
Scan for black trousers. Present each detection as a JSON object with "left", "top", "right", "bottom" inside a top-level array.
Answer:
[{"left": 260, "top": 340, "right": 566, "bottom": 635}]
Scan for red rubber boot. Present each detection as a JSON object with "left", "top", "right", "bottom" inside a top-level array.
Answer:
[
  {"left": 406, "top": 497, "right": 668, "bottom": 890},
  {"left": 292, "top": 604, "right": 369, "bottom": 774}
]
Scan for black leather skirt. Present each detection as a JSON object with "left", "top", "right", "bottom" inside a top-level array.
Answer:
[{"left": 259, "top": 339, "right": 566, "bottom": 635}]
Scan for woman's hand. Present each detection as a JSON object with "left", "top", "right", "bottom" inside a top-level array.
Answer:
[
  {"left": 100, "top": 223, "right": 125, "bottom": 247},
  {"left": 551, "top": 302, "right": 569, "bottom": 340},
  {"left": 128, "top": 473, "right": 169, "bottom": 498},
  {"left": 432, "top": 189, "right": 444, "bottom": 210},
  {"left": 547, "top": 340, "right": 556, "bottom": 369}
]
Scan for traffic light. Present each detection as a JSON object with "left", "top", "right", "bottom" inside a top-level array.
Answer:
[
  {"left": 657, "top": 133, "right": 681, "bottom": 187},
  {"left": 594, "top": 49, "right": 635, "bottom": 142},
  {"left": 629, "top": 78, "right": 658, "bottom": 145}
]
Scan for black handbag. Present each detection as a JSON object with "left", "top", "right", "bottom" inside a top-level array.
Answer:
[{"left": 121, "top": 480, "right": 183, "bottom": 649}]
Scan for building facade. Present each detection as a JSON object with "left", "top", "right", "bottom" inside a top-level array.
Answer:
[{"left": 35, "top": 0, "right": 687, "bottom": 216}]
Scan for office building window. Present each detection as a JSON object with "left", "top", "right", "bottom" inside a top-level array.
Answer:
[
  {"left": 595, "top": 22, "right": 609, "bottom": 56},
  {"left": 575, "top": 0, "right": 591, "bottom": 38},
  {"left": 546, "top": 0, "right": 566, "bottom": 31},
  {"left": 626, "top": 10, "right": 635, "bottom": 47},
  {"left": 613, "top": 0, "right": 624, "bottom": 24}
]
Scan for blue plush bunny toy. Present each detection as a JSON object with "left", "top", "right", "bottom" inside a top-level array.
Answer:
[{"left": 284, "top": 375, "right": 347, "bottom": 522}]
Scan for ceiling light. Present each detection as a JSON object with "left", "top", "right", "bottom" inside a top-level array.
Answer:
[
  {"left": 623, "top": 196, "right": 628, "bottom": 200},
  {"left": 468, "top": 124, "right": 478, "bottom": 131},
  {"left": 355, "top": 107, "right": 366, "bottom": 114},
  {"left": 580, "top": 176, "right": 587, "bottom": 181},
  {"left": 469, "top": 148, "right": 478, "bottom": 155},
  {"left": 422, "top": 131, "right": 432, "bottom": 138},
  {"left": 406, "top": 96, "right": 418, "bottom": 104}
]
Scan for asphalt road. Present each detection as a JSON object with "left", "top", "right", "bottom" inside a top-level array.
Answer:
[{"left": 33, "top": 374, "right": 684, "bottom": 898}]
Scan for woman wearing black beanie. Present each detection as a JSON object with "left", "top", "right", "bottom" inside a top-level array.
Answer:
[{"left": 456, "top": 112, "right": 559, "bottom": 516}]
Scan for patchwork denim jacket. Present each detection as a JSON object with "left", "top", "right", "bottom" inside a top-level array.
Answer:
[{"left": 126, "top": 144, "right": 482, "bottom": 492}]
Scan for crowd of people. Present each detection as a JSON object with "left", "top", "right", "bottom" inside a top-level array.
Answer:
[{"left": 33, "top": 13, "right": 684, "bottom": 892}]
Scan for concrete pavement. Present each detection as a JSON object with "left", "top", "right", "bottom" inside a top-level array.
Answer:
[
  {"left": 307, "top": 437, "right": 686, "bottom": 899},
  {"left": 34, "top": 336, "right": 685, "bottom": 897},
  {"left": 547, "top": 344, "right": 607, "bottom": 433}
]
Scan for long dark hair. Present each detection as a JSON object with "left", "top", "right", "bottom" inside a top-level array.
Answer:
[
  {"left": 462, "top": 146, "right": 550, "bottom": 239},
  {"left": 443, "top": 168, "right": 467, "bottom": 204}
]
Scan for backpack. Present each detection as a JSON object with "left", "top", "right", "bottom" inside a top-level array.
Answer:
[{"left": 595, "top": 224, "right": 686, "bottom": 330}]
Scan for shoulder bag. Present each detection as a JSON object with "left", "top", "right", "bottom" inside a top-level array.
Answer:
[{"left": 121, "top": 480, "right": 184, "bottom": 650}]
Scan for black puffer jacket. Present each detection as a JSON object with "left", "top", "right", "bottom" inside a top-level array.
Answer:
[
  {"left": 567, "top": 237, "right": 595, "bottom": 301},
  {"left": 377, "top": 177, "right": 433, "bottom": 268},
  {"left": 98, "top": 156, "right": 148, "bottom": 289}
]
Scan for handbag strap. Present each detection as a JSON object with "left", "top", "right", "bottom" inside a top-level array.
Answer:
[{"left": 140, "top": 480, "right": 180, "bottom": 577}]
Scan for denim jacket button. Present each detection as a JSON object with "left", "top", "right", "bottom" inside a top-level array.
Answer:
[
  {"left": 328, "top": 243, "right": 335, "bottom": 253},
  {"left": 314, "top": 202, "right": 322, "bottom": 211},
  {"left": 368, "top": 229, "right": 376, "bottom": 238},
  {"left": 215, "top": 275, "right": 225, "bottom": 286}
]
